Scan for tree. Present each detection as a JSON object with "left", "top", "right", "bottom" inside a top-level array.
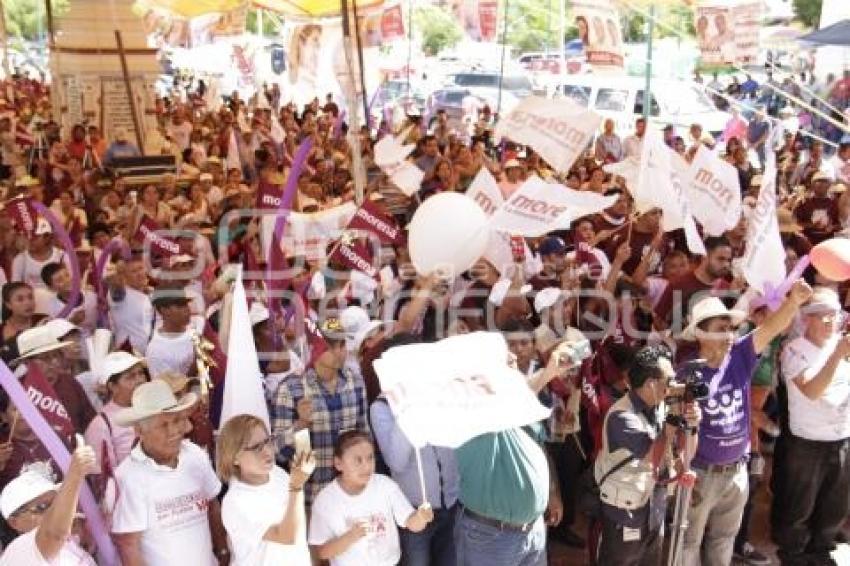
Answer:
[
  {"left": 246, "top": 9, "right": 280, "bottom": 37},
  {"left": 793, "top": 0, "right": 823, "bottom": 28},
  {"left": 4, "top": 0, "right": 69, "bottom": 41},
  {"left": 413, "top": 4, "right": 462, "bottom": 55}
]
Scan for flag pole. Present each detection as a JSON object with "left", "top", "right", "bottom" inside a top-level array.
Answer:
[
  {"left": 414, "top": 446, "right": 428, "bottom": 506},
  {"left": 496, "top": 0, "right": 510, "bottom": 116},
  {"left": 643, "top": 4, "right": 654, "bottom": 121}
]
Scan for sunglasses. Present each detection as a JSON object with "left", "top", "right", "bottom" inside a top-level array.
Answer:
[{"left": 242, "top": 435, "right": 276, "bottom": 454}]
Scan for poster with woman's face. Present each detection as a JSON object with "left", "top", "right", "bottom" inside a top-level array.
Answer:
[{"left": 572, "top": 0, "right": 624, "bottom": 70}]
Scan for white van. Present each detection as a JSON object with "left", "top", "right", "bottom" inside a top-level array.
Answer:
[{"left": 555, "top": 75, "right": 731, "bottom": 139}]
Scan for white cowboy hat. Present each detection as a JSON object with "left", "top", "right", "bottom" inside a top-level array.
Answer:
[
  {"left": 113, "top": 379, "right": 197, "bottom": 426},
  {"left": 99, "top": 351, "right": 145, "bottom": 386},
  {"left": 682, "top": 296, "right": 746, "bottom": 341},
  {"left": 13, "top": 326, "right": 73, "bottom": 363},
  {"left": 44, "top": 318, "right": 79, "bottom": 341}
]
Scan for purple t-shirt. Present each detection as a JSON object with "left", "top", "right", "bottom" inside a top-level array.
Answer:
[{"left": 677, "top": 334, "right": 757, "bottom": 467}]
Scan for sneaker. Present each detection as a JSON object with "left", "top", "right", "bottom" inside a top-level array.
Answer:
[{"left": 733, "top": 542, "right": 771, "bottom": 565}]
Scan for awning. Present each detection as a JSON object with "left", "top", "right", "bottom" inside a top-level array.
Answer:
[{"left": 799, "top": 19, "right": 850, "bottom": 46}]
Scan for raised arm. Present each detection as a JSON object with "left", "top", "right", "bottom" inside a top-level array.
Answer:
[{"left": 752, "top": 280, "right": 812, "bottom": 355}]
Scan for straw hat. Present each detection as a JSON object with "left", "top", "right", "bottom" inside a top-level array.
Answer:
[
  {"left": 13, "top": 326, "right": 73, "bottom": 363},
  {"left": 113, "top": 380, "right": 197, "bottom": 426},
  {"left": 682, "top": 297, "right": 746, "bottom": 341},
  {"left": 99, "top": 351, "right": 145, "bottom": 386},
  {"left": 777, "top": 208, "right": 802, "bottom": 234}
]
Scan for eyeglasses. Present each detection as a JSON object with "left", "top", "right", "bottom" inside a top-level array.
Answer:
[
  {"left": 242, "top": 435, "right": 276, "bottom": 454},
  {"left": 13, "top": 500, "right": 51, "bottom": 517}
]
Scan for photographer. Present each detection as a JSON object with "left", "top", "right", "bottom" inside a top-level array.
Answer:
[{"left": 595, "top": 345, "right": 700, "bottom": 565}]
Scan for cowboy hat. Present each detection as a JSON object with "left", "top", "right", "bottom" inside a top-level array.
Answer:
[
  {"left": 113, "top": 379, "right": 197, "bottom": 426},
  {"left": 682, "top": 297, "right": 746, "bottom": 341},
  {"left": 13, "top": 326, "right": 73, "bottom": 364}
]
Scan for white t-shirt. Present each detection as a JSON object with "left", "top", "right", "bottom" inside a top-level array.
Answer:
[
  {"left": 0, "top": 529, "right": 96, "bottom": 566},
  {"left": 222, "top": 466, "right": 311, "bottom": 566},
  {"left": 145, "top": 328, "right": 195, "bottom": 378},
  {"left": 10, "top": 248, "right": 67, "bottom": 290},
  {"left": 781, "top": 335, "right": 850, "bottom": 441},
  {"left": 111, "top": 441, "right": 221, "bottom": 566},
  {"left": 108, "top": 287, "right": 154, "bottom": 354},
  {"left": 42, "top": 290, "right": 98, "bottom": 337},
  {"left": 168, "top": 121, "right": 194, "bottom": 151},
  {"left": 308, "top": 474, "right": 414, "bottom": 566}
]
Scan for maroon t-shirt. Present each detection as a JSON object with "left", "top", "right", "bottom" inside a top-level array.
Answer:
[
  {"left": 603, "top": 227, "right": 668, "bottom": 276},
  {"left": 654, "top": 271, "right": 714, "bottom": 326},
  {"left": 794, "top": 196, "right": 838, "bottom": 245}
]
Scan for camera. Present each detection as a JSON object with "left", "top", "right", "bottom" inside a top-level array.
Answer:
[{"left": 665, "top": 359, "right": 710, "bottom": 404}]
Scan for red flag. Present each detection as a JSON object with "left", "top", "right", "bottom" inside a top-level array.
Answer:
[
  {"left": 5, "top": 197, "right": 38, "bottom": 237},
  {"left": 346, "top": 200, "right": 404, "bottom": 245},
  {"left": 21, "top": 363, "right": 75, "bottom": 440},
  {"left": 330, "top": 237, "right": 378, "bottom": 278},
  {"left": 134, "top": 215, "right": 180, "bottom": 257}
]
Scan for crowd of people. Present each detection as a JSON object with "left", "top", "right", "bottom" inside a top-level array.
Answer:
[{"left": 0, "top": 61, "right": 845, "bottom": 566}]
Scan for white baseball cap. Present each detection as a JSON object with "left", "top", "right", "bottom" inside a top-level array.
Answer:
[
  {"left": 99, "top": 351, "right": 145, "bottom": 386},
  {"left": 0, "top": 466, "right": 58, "bottom": 519}
]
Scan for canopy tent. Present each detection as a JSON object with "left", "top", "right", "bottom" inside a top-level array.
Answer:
[
  {"left": 140, "top": 0, "right": 384, "bottom": 19},
  {"left": 799, "top": 19, "right": 850, "bottom": 46}
]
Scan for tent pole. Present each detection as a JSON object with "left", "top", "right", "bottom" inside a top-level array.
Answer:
[{"left": 339, "top": 0, "right": 366, "bottom": 204}]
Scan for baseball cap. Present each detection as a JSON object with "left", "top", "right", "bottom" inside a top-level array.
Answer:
[
  {"left": 801, "top": 287, "right": 841, "bottom": 316},
  {"left": 539, "top": 236, "right": 566, "bottom": 256}
]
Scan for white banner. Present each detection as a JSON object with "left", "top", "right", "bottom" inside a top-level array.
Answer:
[
  {"left": 638, "top": 131, "right": 706, "bottom": 255},
  {"left": 260, "top": 202, "right": 357, "bottom": 261},
  {"left": 465, "top": 168, "right": 536, "bottom": 274},
  {"left": 494, "top": 97, "right": 602, "bottom": 173},
  {"left": 686, "top": 145, "right": 743, "bottom": 236},
  {"left": 373, "top": 332, "right": 551, "bottom": 448},
  {"left": 741, "top": 155, "right": 785, "bottom": 292},
  {"left": 488, "top": 175, "right": 617, "bottom": 237}
]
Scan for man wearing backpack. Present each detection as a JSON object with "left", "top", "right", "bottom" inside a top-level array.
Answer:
[{"left": 594, "top": 346, "right": 700, "bottom": 565}]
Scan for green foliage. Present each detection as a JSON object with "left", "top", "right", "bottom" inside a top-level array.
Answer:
[
  {"left": 4, "top": 0, "right": 69, "bottom": 40},
  {"left": 413, "top": 4, "right": 462, "bottom": 56},
  {"left": 793, "top": 0, "right": 822, "bottom": 28},
  {"left": 246, "top": 9, "right": 280, "bottom": 37}
]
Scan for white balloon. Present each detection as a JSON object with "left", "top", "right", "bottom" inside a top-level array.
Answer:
[{"left": 408, "top": 192, "right": 490, "bottom": 277}]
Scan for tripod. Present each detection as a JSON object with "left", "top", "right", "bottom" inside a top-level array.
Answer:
[{"left": 667, "top": 425, "right": 698, "bottom": 566}]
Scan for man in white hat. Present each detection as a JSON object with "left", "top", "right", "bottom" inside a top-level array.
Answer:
[
  {"left": 103, "top": 127, "right": 140, "bottom": 165},
  {"left": 110, "top": 380, "right": 229, "bottom": 565},
  {"left": 14, "top": 325, "right": 96, "bottom": 432},
  {"left": 499, "top": 158, "right": 525, "bottom": 199},
  {"left": 84, "top": 351, "right": 147, "bottom": 472},
  {"left": 680, "top": 279, "right": 812, "bottom": 566},
  {"left": 0, "top": 447, "right": 98, "bottom": 565},
  {"left": 773, "top": 287, "right": 850, "bottom": 565},
  {"left": 10, "top": 217, "right": 67, "bottom": 290}
]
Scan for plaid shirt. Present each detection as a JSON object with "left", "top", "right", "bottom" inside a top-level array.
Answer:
[{"left": 270, "top": 367, "right": 368, "bottom": 505}]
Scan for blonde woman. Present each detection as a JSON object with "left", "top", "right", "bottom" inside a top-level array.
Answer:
[{"left": 217, "top": 414, "right": 315, "bottom": 566}]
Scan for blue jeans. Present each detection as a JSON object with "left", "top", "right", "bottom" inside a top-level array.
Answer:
[
  {"left": 455, "top": 509, "right": 546, "bottom": 566},
  {"left": 401, "top": 505, "right": 458, "bottom": 566}
]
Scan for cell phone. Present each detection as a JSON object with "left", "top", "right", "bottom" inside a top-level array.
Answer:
[
  {"left": 510, "top": 235, "right": 525, "bottom": 263},
  {"left": 129, "top": 190, "right": 137, "bottom": 205},
  {"left": 294, "top": 429, "right": 311, "bottom": 456}
]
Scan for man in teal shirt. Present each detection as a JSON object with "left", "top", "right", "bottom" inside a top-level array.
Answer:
[{"left": 454, "top": 425, "right": 557, "bottom": 566}]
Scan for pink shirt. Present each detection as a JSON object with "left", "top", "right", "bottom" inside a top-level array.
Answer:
[{"left": 84, "top": 401, "right": 137, "bottom": 471}]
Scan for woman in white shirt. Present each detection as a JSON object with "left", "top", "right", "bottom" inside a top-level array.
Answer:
[{"left": 217, "top": 414, "right": 315, "bottom": 566}]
